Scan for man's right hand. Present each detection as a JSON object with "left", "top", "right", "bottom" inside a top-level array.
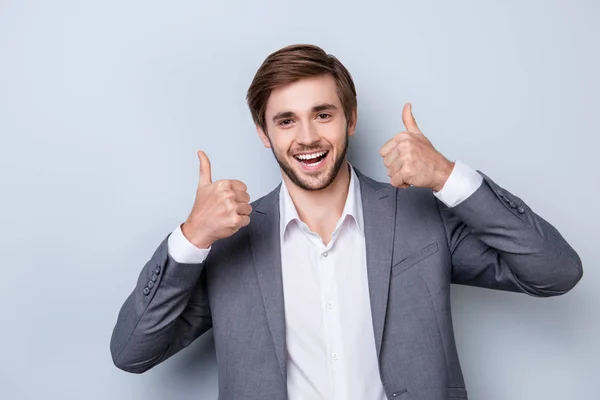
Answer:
[{"left": 181, "top": 150, "right": 252, "bottom": 249}]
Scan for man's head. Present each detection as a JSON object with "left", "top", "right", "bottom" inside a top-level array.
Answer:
[{"left": 246, "top": 44, "right": 357, "bottom": 191}]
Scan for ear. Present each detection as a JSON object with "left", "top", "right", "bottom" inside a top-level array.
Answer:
[
  {"left": 256, "top": 125, "right": 271, "bottom": 148},
  {"left": 347, "top": 109, "right": 358, "bottom": 137}
]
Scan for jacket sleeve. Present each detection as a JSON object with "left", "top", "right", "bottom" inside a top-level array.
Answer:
[
  {"left": 436, "top": 171, "right": 583, "bottom": 297},
  {"left": 110, "top": 234, "right": 212, "bottom": 373}
]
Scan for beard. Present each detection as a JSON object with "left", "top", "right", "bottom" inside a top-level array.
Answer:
[{"left": 268, "top": 129, "right": 349, "bottom": 191}]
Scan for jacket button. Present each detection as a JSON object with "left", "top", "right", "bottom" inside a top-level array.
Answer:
[
  {"left": 147, "top": 281, "right": 155, "bottom": 289},
  {"left": 509, "top": 201, "right": 517, "bottom": 208},
  {"left": 151, "top": 274, "right": 158, "bottom": 282},
  {"left": 155, "top": 266, "right": 161, "bottom": 275},
  {"left": 143, "top": 287, "right": 150, "bottom": 296},
  {"left": 517, "top": 206, "right": 525, "bottom": 214}
]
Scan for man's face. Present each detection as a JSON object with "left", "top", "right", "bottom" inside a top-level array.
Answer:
[{"left": 257, "top": 74, "right": 356, "bottom": 191}]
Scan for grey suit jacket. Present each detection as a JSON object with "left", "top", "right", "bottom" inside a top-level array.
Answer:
[{"left": 110, "top": 167, "right": 582, "bottom": 400}]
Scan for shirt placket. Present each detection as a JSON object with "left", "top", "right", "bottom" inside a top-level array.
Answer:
[{"left": 318, "top": 226, "right": 346, "bottom": 400}]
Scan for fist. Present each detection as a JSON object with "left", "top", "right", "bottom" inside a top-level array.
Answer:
[
  {"left": 181, "top": 150, "right": 252, "bottom": 248},
  {"left": 379, "top": 103, "right": 454, "bottom": 191}
]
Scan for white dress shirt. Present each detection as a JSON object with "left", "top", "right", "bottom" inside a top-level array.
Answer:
[{"left": 167, "top": 160, "right": 483, "bottom": 399}]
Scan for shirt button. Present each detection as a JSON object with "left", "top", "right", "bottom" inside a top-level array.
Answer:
[
  {"left": 326, "top": 302, "right": 333, "bottom": 309},
  {"left": 322, "top": 251, "right": 329, "bottom": 257},
  {"left": 332, "top": 353, "right": 339, "bottom": 361}
]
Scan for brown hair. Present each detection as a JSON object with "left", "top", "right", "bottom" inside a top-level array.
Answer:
[{"left": 246, "top": 44, "right": 357, "bottom": 133}]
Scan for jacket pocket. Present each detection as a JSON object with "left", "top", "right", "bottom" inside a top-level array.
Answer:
[
  {"left": 391, "top": 242, "right": 439, "bottom": 277},
  {"left": 447, "top": 387, "right": 468, "bottom": 399}
]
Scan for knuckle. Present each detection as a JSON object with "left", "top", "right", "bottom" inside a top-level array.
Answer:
[
  {"left": 217, "top": 180, "right": 231, "bottom": 190},
  {"left": 235, "top": 215, "right": 246, "bottom": 227},
  {"left": 225, "top": 199, "right": 236, "bottom": 212},
  {"left": 221, "top": 190, "right": 235, "bottom": 201},
  {"left": 229, "top": 215, "right": 240, "bottom": 227},
  {"left": 396, "top": 132, "right": 409, "bottom": 141}
]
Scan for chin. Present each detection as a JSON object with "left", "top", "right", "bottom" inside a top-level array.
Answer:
[
  {"left": 287, "top": 160, "right": 339, "bottom": 191},
  {"left": 272, "top": 137, "right": 349, "bottom": 191}
]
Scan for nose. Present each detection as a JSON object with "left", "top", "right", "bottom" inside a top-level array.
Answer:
[{"left": 295, "top": 121, "right": 320, "bottom": 146}]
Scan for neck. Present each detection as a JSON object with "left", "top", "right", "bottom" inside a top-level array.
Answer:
[{"left": 282, "top": 160, "right": 351, "bottom": 233}]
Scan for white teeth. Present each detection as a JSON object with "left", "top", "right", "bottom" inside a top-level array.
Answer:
[{"left": 295, "top": 151, "right": 327, "bottom": 160}]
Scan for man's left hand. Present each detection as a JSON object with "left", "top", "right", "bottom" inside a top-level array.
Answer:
[{"left": 379, "top": 103, "right": 455, "bottom": 191}]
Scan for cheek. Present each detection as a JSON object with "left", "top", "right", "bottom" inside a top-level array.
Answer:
[
  {"left": 318, "top": 124, "right": 345, "bottom": 143},
  {"left": 270, "top": 136, "right": 294, "bottom": 155},
  {"left": 329, "top": 128, "right": 349, "bottom": 148}
]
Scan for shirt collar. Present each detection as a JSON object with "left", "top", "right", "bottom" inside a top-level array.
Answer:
[{"left": 279, "top": 161, "right": 364, "bottom": 241}]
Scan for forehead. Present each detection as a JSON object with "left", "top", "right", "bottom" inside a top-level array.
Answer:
[{"left": 265, "top": 74, "right": 341, "bottom": 117}]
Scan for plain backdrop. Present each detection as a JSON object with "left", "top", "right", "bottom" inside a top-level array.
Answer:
[{"left": 1, "top": 1, "right": 598, "bottom": 399}]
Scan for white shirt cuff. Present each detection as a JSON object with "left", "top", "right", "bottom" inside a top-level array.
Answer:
[
  {"left": 167, "top": 224, "right": 211, "bottom": 264},
  {"left": 433, "top": 160, "right": 483, "bottom": 207}
]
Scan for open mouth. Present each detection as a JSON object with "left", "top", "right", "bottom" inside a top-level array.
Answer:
[{"left": 293, "top": 150, "right": 329, "bottom": 168}]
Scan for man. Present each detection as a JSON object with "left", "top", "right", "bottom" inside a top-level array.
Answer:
[{"left": 110, "top": 44, "right": 583, "bottom": 400}]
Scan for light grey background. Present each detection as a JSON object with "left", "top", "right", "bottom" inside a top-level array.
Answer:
[{"left": 1, "top": 0, "right": 598, "bottom": 399}]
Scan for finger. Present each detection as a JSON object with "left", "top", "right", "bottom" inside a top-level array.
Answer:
[
  {"left": 380, "top": 131, "right": 412, "bottom": 157},
  {"left": 391, "top": 170, "right": 410, "bottom": 189},
  {"left": 379, "top": 136, "right": 399, "bottom": 157},
  {"left": 229, "top": 180, "right": 248, "bottom": 192},
  {"left": 386, "top": 156, "right": 405, "bottom": 177},
  {"left": 237, "top": 215, "right": 251, "bottom": 228},
  {"left": 402, "top": 103, "right": 421, "bottom": 134},
  {"left": 383, "top": 148, "right": 400, "bottom": 168},
  {"left": 236, "top": 203, "right": 253, "bottom": 216},
  {"left": 234, "top": 190, "right": 251, "bottom": 203},
  {"left": 198, "top": 150, "right": 212, "bottom": 186}
]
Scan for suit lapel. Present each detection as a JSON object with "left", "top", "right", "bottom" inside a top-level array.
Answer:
[
  {"left": 248, "top": 185, "right": 287, "bottom": 380},
  {"left": 355, "top": 167, "right": 397, "bottom": 357}
]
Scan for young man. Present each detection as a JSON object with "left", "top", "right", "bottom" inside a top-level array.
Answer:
[{"left": 110, "top": 44, "right": 583, "bottom": 400}]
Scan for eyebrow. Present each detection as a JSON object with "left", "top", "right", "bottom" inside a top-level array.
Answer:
[{"left": 271, "top": 103, "right": 338, "bottom": 123}]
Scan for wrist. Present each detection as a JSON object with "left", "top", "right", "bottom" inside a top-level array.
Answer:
[
  {"left": 181, "top": 222, "right": 214, "bottom": 249},
  {"left": 433, "top": 160, "right": 455, "bottom": 192}
]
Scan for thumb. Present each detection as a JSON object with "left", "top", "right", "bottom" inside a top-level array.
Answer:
[
  {"left": 197, "top": 150, "right": 212, "bottom": 186},
  {"left": 402, "top": 102, "right": 421, "bottom": 133}
]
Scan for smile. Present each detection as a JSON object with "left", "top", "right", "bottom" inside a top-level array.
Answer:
[
  {"left": 293, "top": 150, "right": 329, "bottom": 170},
  {"left": 294, "top": 150, "right": 328, "bottom": 164}
]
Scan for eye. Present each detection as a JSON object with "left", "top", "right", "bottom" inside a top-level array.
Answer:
[
  {"left": 278, "top": 119, "right": 293, "bottom": 126},
  {"left": 316, "top": 113, "right": 331, "bottom": 120}
]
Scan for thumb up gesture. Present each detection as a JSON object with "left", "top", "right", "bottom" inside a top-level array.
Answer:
[
  {"left": 181, "top": 151, "right": 252, "bottom": 249},
  {"left": 379, "top": 103, "right": 454, "bottom": 191}
]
